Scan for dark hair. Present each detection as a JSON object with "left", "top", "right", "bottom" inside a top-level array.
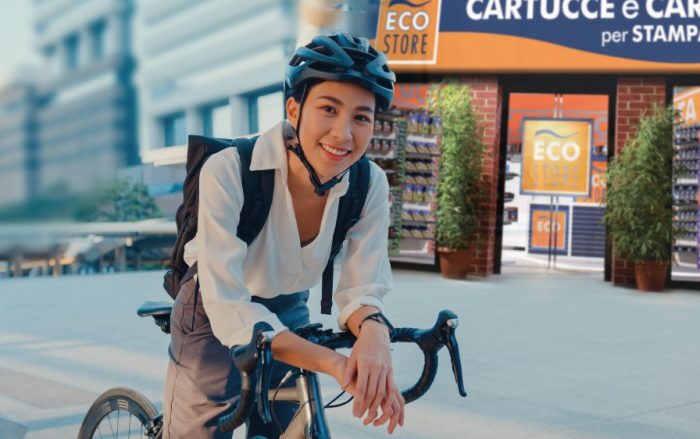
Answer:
[{"left": 288, "top": 78, "right": 322, "bottom": 104}]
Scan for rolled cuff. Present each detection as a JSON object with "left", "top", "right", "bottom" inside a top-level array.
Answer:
[
  {"left": 222, "top": 311, "right": 288, "bottom": 348},
  {"left": 337, "top": 295, "right": 385, "bottom": 331}
]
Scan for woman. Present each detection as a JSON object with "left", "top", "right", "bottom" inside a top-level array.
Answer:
[{"left": 163, "top": 33, "right": 403, "bottom": 438}]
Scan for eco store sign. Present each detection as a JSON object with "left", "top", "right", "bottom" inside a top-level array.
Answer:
[
  {"left": 375, "top": 0, "right": 700, "bottom": 72},
  {"left": 520, "top": 118, "right": 593, "bottom": 197}
]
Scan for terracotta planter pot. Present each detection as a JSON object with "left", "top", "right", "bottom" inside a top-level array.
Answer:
[
  {"left": 634, "top": 261, "right": 669, "bottom": 292},
  {"left": 438, "top": 248, "right": 470, "bottom": 279}
]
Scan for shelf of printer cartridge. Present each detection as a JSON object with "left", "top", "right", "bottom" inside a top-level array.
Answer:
[
  {"left": 674, "top": 178, "right": 698, "bottom": 185},
  {"left": 401, "top": 220, "right": 435, "bottom": 226},
  {"left": 674, "top": 141, "right": 699, "bottom": 148},
  {"left": 404, "top": 168, "right": 435, "bottom": 175},
  {"left": 403, "top": 202, "right": 432, "bottom": 210},
  {"left": 405, "top": 152, "right": 440, "bottom": 159},
  {"left": 367, "top": 152, "right": 396, "bottom": 160},
  {"left": 407, "top": 133, "right": 439, "bottom": 142},
  {"left": 673, "top": 204, "right": 699, "bottom": 210}
]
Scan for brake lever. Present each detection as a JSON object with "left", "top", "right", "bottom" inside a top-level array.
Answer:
[
  {"left": 256, "top": 331, "right": 274, "bottom": 424},
  {"left": 442, "top": 318, "right": 467, "bottom": 397}
]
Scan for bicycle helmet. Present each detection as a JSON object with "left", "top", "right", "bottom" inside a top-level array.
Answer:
[
  {"left": 285, "top": 32, "right": 396, "bottom": 112},
  {"left": 284, "top": 32, "right": 396, "bottom": 196}
]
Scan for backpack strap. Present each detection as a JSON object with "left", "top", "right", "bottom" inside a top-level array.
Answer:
[
  {"left": 321, "top": 156, "right": 371, "bottom": 315},
  {"left": 179, "top": 136, "right": 272, "bottom": 286},
  {"left": 234, "top": 136, "right": 275, "bottom": 245}
]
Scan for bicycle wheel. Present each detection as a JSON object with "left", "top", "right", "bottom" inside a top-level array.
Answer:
[{"left": 78, "top": 387, "right": 160, "bottom": 439}]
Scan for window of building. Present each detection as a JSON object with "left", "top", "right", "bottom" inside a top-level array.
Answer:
[
  {"left": 90, "top": 20, "right": 107, "bottom": 59},
  {"left": 162, "top": 112, "right": 186, "bottom": 147},
  {"left": 202, "top": 101, "right": 232, "bottom": 138},
  {"left": 65, "top": 33, "right": 80, "bottom": 71},
  {"left": 249, "top": 90, "right": 284, "bottom": 133}
]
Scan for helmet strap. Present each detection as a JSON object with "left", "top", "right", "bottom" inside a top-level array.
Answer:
[{"left": 287, "top": 82, "right": 348, "bottom": 197}]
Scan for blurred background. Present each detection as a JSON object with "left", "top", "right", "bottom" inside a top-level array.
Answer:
[{"left": 0, "top": 0, "right": 379, "bottom": 278}]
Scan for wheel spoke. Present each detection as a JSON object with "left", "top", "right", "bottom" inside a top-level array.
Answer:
[
  {"left": 80, "top": 391, "right": 158, "bottom": 439},
  {"left": 107, "top": 412, "right": 116, "bottom": 437}
]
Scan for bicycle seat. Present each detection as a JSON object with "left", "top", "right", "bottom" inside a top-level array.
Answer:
[{"left": 137, "top": 301, "right": 173, "bottom": 318}]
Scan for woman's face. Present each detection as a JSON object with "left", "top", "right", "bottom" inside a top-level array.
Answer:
[{"left": 286, "top": 80, "right": 375, "bottom": 182}]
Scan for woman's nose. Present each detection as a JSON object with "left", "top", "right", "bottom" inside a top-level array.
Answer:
[{"left": 330, "top": 116, "right": 352, "bottom": 143}]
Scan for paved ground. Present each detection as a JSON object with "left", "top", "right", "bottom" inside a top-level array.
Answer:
[{"left": 1, "top": 266, "right": 699, "bottom": 438}]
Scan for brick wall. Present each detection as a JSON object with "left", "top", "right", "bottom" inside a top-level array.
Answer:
[
  {"left": 457, "top": 76, "right": 503, "bottom": 276},
  {"left": 612, "top": 77, "right": 667, "bottom": 287}
]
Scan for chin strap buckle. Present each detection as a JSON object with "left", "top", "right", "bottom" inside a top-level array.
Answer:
[{"left": 287, "top": 142, "right": 347, "bottom": 197}]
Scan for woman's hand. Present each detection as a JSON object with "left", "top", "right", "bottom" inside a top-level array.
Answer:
[
  {"left": 341, "top": 321, "right": 405, "bottom": 433},
  {"left": 369, "top": 378, "right": 405, "bottom": 434}
]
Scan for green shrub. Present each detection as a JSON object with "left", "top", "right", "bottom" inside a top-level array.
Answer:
[
  {"left": 429, "top": 82, "right": 485, "bottom": 250},
  {"left": 603, "top": 106, "right": 675, "bottom": 263},
  {"left": 75, "top": 178, "right": 162, "bottom": 222}
]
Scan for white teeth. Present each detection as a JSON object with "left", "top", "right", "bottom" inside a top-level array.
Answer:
[{"left": 321, "top": 143, "right": 350, "bottom": 156}]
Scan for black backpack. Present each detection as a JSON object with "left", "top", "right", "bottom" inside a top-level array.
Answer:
[{"left": 163, "top": 134, "right": 371, "bottom": 315}]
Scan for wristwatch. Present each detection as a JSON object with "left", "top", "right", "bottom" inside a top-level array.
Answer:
[{"left": 359, "top": 312, "right": 395, "bottom": 337}]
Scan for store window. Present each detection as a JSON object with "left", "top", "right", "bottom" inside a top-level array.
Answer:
[
  {"left": 672, "top": 85, "right": 700, "bottom": 282},
  {"left": 249, "top": 90, "right": 284, "bottom": 133},
  {"left": 369, "top": 83, "right": 441, "bottom": 265},
  {"left": 90, "top": 20, "right": 107, "bottom": 60},
  {"left": 162, "top": 112, "right": 186, "bottom": 147},
  {"left": 65, "top": 33, "right": 80, "bottom": 71},
  {"left": 202, "top": 101, "right": 232, "bottom": 138}
]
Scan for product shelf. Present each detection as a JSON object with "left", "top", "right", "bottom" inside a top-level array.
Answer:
[
  {"left": 368, "top": 104, "right": 442, "bottom": 266},
  {"left": 672, "top": 121, "right": 700, "bottom": 268}
]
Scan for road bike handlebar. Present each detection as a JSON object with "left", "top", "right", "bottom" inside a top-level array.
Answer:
[
  {"left": 217, "top": 310, "right": 467, "bottom": 433},
  {"left": 217, "top": 322, "right": 275, "bottom": 433}
]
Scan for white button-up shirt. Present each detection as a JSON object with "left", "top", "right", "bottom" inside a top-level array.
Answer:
[{"left": 184, "top": 122, "right": 393, "bottom": 347}]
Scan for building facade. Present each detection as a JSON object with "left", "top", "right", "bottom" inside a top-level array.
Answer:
[
  {"left": 0, "top": 79, "right": 40, "bottom": 206},
  {"left": 134, "top": 0, "right": 297, "bottom": 215},
  {"left": 32, "top": 0, "right": 138, "bottom": 195}
]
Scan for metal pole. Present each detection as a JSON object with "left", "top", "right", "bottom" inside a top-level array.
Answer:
[
  {"left": 548, "top": 196, "right": 554, "bottom": 269},
  {"left": 553, "top": 196, "right": 559, "bottom": 269}
]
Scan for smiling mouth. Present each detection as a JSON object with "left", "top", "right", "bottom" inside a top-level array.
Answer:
[{"left": 320, "top": 143, "right": 351, "bottom": 157}]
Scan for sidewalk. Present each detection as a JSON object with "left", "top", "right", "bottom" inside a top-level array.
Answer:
[{"left": 1, "top": 268, "right": 699, "bottom": 438}]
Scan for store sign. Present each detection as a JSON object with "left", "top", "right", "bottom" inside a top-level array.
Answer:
[
  {"left": 521, "top": 118, "right": 593, "bottom": 196},
  {"left": 369, "top": 0, "right": 700, "bottom": 72},
  {"left": 674, "top": 86, "right": 700, "bottom": 125},
  {"left": 575, "top": 159, "right": 607, "bottom": 205},
  {"left": 376, "top": 0, "right": 442, "bottom": 64},
  {"left": 529, "top": 205, "right": 569, "bottom": 255},
  {"left": 393, "top": 83, "right": 431, "bottom": 109}
]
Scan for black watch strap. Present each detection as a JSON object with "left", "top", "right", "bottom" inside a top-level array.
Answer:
[{"left": 359, "top": 312, "right": 394, "bottom": 337}]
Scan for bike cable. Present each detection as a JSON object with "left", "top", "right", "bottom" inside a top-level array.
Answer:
[
  {"left": 324, "top": 391, "right": 354, "bottom": 409},
  {"left": 271, "top": 369, "right": 301, "bottom": 433}
]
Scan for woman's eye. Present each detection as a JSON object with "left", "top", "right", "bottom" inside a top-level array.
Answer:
[
  {"left": 321, "top": 105, "right": 336, "bottom": 114},
  {"left": 356, "top": 114, "right": 372, "bottom": 123}
]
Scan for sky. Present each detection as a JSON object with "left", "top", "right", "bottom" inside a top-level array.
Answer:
[{"left": 0, "top": 1, "right": 40, "bottom": 86}]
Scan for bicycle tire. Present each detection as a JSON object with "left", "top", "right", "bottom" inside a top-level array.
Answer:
[{"left": 78, "top": 387, "right": 160, "bottom": 439}]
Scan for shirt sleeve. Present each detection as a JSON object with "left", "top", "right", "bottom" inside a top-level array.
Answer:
[
  {"left": 335, "top": 162, "right": 393, "bottom": 330},
  {"left": 195, "top": 149, "right": 288, "bottom": 348}
]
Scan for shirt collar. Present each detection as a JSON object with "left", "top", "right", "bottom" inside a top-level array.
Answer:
[{"left": 249, "top": 121, "right": 350, "bottom": 196}]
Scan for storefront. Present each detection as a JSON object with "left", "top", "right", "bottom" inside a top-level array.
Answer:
[{"left": 358, "top": 0, "right": 700, "bottom": 287}]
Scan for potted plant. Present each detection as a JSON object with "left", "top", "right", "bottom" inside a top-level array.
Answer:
[
  {"left": 429, "top": 82, "right": 486, "bottom": 279},
  {"left": 603, "top": 106, "right": 675, "bottom": 291}
]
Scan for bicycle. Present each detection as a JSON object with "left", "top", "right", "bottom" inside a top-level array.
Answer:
[{"left": 78, "top": 301, "right": 467, "bottom": 439}]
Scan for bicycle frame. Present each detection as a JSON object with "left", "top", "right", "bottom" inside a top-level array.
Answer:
[
  {"left": 106, "top": 303, "right": 467, "bottom": 439},
  {"left": 272, "top": 370, "right": 330, "bottom": 439}
]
